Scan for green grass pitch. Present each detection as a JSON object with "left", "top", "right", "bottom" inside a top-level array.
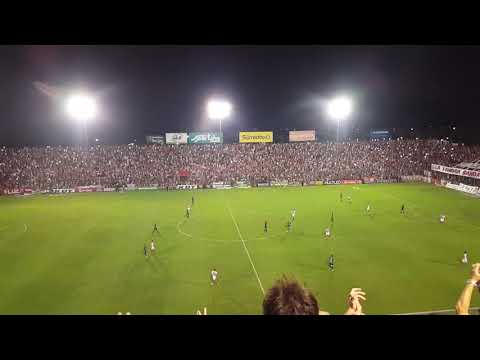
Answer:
[{"left": 0, "top": 183, "right": 479, "bottom": 315}]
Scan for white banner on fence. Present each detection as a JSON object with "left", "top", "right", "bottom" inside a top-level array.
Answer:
[
  {"left": 166, "top": 133, "right": 188, "bottom": 144},
  {"left": 176, "top": 184, "right": 197, "bottom": 190},
  {"left": 235, "top": 181, "right": 251, "bottom": 189},
  {"left": 212, "top": 182, "right": 225, "bottom": 189},
  {"left": 431, "top": 164, "right": 480, "bottom": 180},
  {"left": 445, "top": 182, "right": 480, "bottom": 196},
  {"left": 401, "top": 175, "right": 424, "bottom": 182}
]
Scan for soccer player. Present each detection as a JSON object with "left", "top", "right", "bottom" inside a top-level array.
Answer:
[
  {"left": 192, "top": 196, "right": 194, "bottom": 206},
  {"left": 328, "top": 254, "right": 335, "bottom": 272},
  {"left": 210, "top": 268, "right": 218, "bottom": 286},
  {"left": 287, "top": 220, "right": 292, "bottom": 233},
  {"left": 401, "top": 204, "right": 405, "bottom": 214},
  {"left": 291, "top": 208, "right": 296, "bottom": 222},
  {"left": 366, "top": 203, "right": 371, "bottom": 214},
  {"left": 440, "top": 214, "right": 446, "bottom": 223},
  {"left": 264, "top": 220, "right": 268, "bottom": 233},
  {"left": 144, "top": 244, "right": 148, "bottom": 258},
  {"left": 340, "top": 192, "right": 343, "bottom": 202},
  {"left": 150, "top": 239, "right": 156, "bottom": 253},
  {"left": 186, "top": 206, "right": 191, "bottom": 219},
  {"left": 330, "top": 212, "right": 334, "bottom": 224},
  {"left": 325, "top": 227, "right": 331, "bottom": 237},
  {"left": 462, "top": 250, "right": 468, "bottom": 264},
  {"left": 152, "top": 223, "right": 159, "bottom": 235}
]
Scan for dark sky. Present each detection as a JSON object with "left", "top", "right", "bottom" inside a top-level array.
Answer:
[{"left": 1, "top": 45, "right": 480, "bottom": 146}]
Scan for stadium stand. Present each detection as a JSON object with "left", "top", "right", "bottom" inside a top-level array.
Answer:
[{"left": 1, "top": 139, "right": 480, "bottom": 193}]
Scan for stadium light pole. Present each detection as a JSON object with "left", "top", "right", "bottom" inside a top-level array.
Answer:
[
  {"left": 326, "top": 96, "right": 353, "bottom": 142},
  {"left": 66, "top": 93, "right": 97, "bottom": 147},
  {"left": 206, "top": 99, "right": 232, "bottom": 133}
]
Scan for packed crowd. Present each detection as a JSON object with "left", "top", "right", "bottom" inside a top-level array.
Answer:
[{"left": 1, "top": 139, "right": 480, "bottom": 191}]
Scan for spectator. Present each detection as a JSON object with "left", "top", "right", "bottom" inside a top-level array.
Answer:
[{"left": 262, "top": 276, "right": 366, "bottom": 315}]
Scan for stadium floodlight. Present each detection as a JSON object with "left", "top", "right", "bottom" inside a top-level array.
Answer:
[
  {"left": 66, "top": 94, "right": 97, "bottom": 122},
  {"left": 206, "top": 99, "right": 232, "bottom": 133},
  {"left": 65, "top": 93, "right": 97, "bottom": 147},
  {"left": 326, "top": 96, "right": 353, "bottom": 142}
]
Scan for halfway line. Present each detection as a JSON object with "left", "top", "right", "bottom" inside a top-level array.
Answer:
[{"left": 226, "top": 205, "right": 265, "bottom": 295}]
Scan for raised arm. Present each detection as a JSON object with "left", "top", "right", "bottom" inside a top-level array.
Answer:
[{"left": 455, "top": 263, "right": 480, "bottom": 315}]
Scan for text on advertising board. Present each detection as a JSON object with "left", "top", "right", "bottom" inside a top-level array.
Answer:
[{"left": 239, "top": 131, "right": 273, "bottom": 143}]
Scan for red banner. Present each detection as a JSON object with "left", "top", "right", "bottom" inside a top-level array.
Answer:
[{"left": 75, "top": 186, "right": 98, "bottom": 193}]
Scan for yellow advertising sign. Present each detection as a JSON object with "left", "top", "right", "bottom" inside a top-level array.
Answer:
[{"left": 239, "top": 131, "right": 273, "bottom": 143}]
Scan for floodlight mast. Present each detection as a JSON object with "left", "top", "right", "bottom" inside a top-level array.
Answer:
[
  {"left": 66, "top": 93, "right": 97, "bottom": 147},
  {"left": 207, "top": 99, "right": 232, "bottom": 133},
  {"left": 326, "top": 96, "right": 353, "bottom": 142}
]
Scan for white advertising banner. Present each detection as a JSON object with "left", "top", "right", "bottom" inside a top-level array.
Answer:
[
  {"left": 289, "top": 130, "right": 315, "bottom": 142},
  {"left": 431, "top": 164, "right": 480, "bottom": 180},
  {"left": 166, "top": 133, "right": 188, "bottom": 144},
  {"left": 176, "top": 184, "right": 198, "bottom": 190},
  {"left": 446, "top": 182, "right": 480, "bottom": 196}
]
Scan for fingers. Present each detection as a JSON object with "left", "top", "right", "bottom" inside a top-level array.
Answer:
[
  {"left": 349, "top": 288, "right": 367, "bottom": 304},
  {"left": 349, "top": 288, "right": 366, "bottom": 297}
]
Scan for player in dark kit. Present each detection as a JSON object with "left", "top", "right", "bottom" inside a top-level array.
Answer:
[
  {"left": 144, "top": 244, "right": 148, "bottom": 258},
  {"left": 401, "top": 204, "right": 405, "bottom": 214},
  {"left": 264, "top": 220, "right": 268, "bottom": 233},
  {"left": 340, "top": 192, "right": 343, "bottom": 202},
  {"left": 192, "top": 196, "right": 194, "bottom": 206},
  {"left": 152, "top": 224, "right": 159, "bottom": 235},
  {"left": 328, "top": 254, "right": 335, "bottom": 271},
  {"left": 287, "top": 220, "right": 292, "bottom": 233}
]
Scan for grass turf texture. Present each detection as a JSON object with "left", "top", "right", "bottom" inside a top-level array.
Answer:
[{"left": 0, "top": 183, "right": 478, "bottom": 315}]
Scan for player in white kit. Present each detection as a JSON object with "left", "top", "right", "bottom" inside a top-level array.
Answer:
[
  {"left": 210, "top": 268, "right": 218, "bottom": 286},
  {"left": 462, "top": 250, "right": 468, "bottom": 264},
  {"left": 325, "top": 227, "right": 331, "bottom": 237},
  {"left": 440, "top": 214, "right": 446, "bottom": 223},
  {"left": 291, "top": 208, "right": 296, "bottom": 222},
  {"left": 150, "top": 239, "right": 156, "bottom": 253}
]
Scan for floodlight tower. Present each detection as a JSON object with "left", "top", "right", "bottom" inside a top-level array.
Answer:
[
  {"left": 326, "top": 96, "right": 353, "bottom": 142},
  {"left": 65, "top": 93, "right": 97, "bottom": 147},
  {"left": 206, "top": 98, "right": 232, "bottom": 133}
]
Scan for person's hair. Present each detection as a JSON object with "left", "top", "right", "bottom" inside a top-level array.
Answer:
[{"left": 263, "top": 276, "right": 319, "bottom": 315}]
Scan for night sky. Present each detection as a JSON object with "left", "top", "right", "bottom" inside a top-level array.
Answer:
[{"left": 1, "top": 45, "right": 480, "bottom": 146}]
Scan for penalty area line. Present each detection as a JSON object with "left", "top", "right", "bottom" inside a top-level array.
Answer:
[{"left": 226, "top": 205, "right": 265, "bottom": 295}]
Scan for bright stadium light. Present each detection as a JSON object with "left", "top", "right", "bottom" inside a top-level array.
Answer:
[
  {"left": 207, "top": 99, "right": 232, "bottom": 132},
  {"left": 66, "top": 94, "right": 97, "bottom": 122},
  {"left": 326, "top": 96, "right": 353, "bottom": 142},
  {"left": 65, "top": 93, "right": 97, "bottom": 147},
  {"left": 326, "top": 96, "right": 352, "bottom": 121}
]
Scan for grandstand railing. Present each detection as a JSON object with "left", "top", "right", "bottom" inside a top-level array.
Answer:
[{"left": 394, "top": 307, "right": 480, "bottom": 315}]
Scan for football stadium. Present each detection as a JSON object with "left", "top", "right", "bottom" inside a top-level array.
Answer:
[{"left": 0, "top": 46, "right": 479, "bottom": 315}]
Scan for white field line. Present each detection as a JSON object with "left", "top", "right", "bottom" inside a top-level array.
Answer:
[
  {"left": 176, "top": 220, "right": 275, "bottom": 243},
  {"left": 226, "top": 206, "right": 265, "bottom": 295},
  {"left": 393, "top": 306, "right": 480, "bottom": 315}
]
